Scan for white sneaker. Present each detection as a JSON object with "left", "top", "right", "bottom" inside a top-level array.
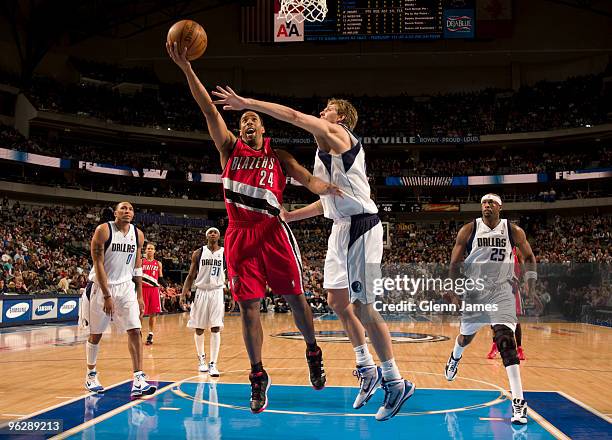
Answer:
[
  {"left": 352, "top": 365, "right": 382, "bottom": 409},
  {"left": 198, "top": 355, "right": 209, "bottom": 373},
  {"left": 445, "top": 353, "right": 461, "bottom": 381},
  {"left": 85, "top": 371, "right": 105, "bottom": 393},
  {"left": 131, "top": 372, "right": 157, "bottom": 398},
  {"left": 511, "top": 398, "right": 528, "bottom": 425},
  {"left": 209, "top": 362, "right": 220, "bottom": 377},
  {"left": 375, "top": 379, "right": 416, "bottom": 421}
]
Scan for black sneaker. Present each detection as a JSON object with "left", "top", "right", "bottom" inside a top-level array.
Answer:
[
  {"left": 145, "top": 334, "right": 153, "bottom": 345},
  {"left": 249, "top": 370, "right": 271, "bottom": 414},
  {"left": 306, "top": 346, "right": 326, "bottom": 390}
]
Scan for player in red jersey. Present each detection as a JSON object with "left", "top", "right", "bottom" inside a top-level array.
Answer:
[
  {"left": 487, "top": 247, "right": 526, "bottom": 360},
  {"left": 168, "top": 42, "right": 341, "bottom": 413},
  {"left": 142, "top": 243, "right": 163, "bottom": 345}
]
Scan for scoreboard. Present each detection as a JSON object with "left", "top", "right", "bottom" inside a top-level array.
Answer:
[{"left": 274, "top": 0, "right": 475, "bottom": 42}]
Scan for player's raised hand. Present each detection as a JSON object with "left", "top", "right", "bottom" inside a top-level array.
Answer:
[
  {"left": 166, "top": 41, "right": 191, "bottom": 71},
  {"left": 212, "top": 86, "right": 248, "bottom": 111}
]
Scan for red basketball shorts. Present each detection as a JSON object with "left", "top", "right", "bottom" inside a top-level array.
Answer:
[
  {"left": 143, "top": 286, "right": 161, "bottom": 315},
  {"left": 513, "top": 285, "right": 523, "bottom": 316},
  {"left": 225, "top": 217, "right": 303, "bottom": 302}
]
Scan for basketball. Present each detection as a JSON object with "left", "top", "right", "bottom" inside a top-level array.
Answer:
[{"left": 167, "top": 20, "right": 207, "bottom": 61}]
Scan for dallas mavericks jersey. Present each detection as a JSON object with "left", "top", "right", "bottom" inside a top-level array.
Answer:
[
  {"left": 194, "top": 246, "right": 225, "bottom": 290},
  {"left": 313, "top": 124, "right": 378, "bottom": 220},
  {"left": 464, "top": 218, "right": 515, "bottom": 286},
  {"left": 89, "top": 222, "right": 138, "bottom": 285}
]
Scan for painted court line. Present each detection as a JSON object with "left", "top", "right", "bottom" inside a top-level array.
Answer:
[
  {"left": 49, "top": 375, "right": 201, "bottom": 440},
  {"left": 556, "top": 391, "right": 612, "bottom": 423},
  {"left": 0, "top": 379, "right": 131, "bottom": 429}
]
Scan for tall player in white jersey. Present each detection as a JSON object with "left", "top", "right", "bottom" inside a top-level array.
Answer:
[
  {"left": 81, "top": 201, "right": 157, "bottom": 398},
  {"left": 444, "top": 194, "right": 537, "bottom": 425},
  {"left": 213, "top": 88, "right": 415, "bottom": 421},
  {"left": 181, "top": 227, "right": 225, "bottom": 377}
]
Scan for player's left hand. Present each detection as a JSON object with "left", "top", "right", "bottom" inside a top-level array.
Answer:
[{"left": 212, "top": 86, "right": 248, "bottom": 111}]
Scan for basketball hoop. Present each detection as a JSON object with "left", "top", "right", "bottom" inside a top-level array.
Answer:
[{"left": 278, "top": 0, "right": 328, "bottom": 23}]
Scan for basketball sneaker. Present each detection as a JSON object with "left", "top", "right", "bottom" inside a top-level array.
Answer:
[
  {"left": 375, "top": 378, "right": 416, "bottom": 421},
  {"left": 85, "top": 371, "right": 105, "bottom": 394},
  {"left": 306, "top": 346, "right": 326, "bottom": 390},
  {"left": 198, "top": 355, "right": 209, "bottom": 373},
  {"left": 209, "top": 362, "right": 220, "bottom": 377},
  {"left": 249, "top": 370, "right": 271, "bottom": 414},
  {"left": 487, "top": 342, "right": 498, "bottom": 359},
  {"left": 145, "top": 333, "right": 153, "bottom": 346},
  {"left": 352, "top": 365, "right": 382, "bottom": 409},
  {"left": 517, "top": 346, "right": 526, "bottom": 361},
  {"left": 130, "top": 372, "right": 157, "bottom": 398},
  {"left": 445, "top": 353, "right": 461, "bottom": 381},
  {"left": 511, "top": 398, "right": 528, "bottom": 425}
]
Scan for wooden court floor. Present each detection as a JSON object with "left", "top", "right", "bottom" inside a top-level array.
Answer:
[{"left": 0, "top": 312, "right": 610, "bottom": 421}]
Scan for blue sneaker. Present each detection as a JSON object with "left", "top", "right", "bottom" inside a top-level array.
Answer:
[
  {"left": 375, "top": 379, "right": 415, "bottom": 421},
  {"left": 352, "top": 366, "right": 382, "bottom": 409},
  {"left": 131, "top": 372, "right": 157, "bottom": 398},
  {"left": 85, "top": 371, "right": 105, "bottom": 394}
]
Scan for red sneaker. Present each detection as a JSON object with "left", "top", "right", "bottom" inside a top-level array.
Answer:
[
  {"left": 517, "top": 346, "right": 526, "bottom": 361},
  {"left": 486, "top": 342, "right": 498, "bottom": 359}
]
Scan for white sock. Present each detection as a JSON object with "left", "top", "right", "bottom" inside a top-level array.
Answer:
[
  {"left": 452, "top": 337, "right": 465, "bottom": 360},
  {"left": 86, "top": 341, "right": 99, "bottom": 367},
  {"left": 133, "top": 370, "right": 143, "bottom": 378},
  {"left": 354, "top": 344, "right": 375, "bottom": 367},
  {"left": 148, "top": 332, "right": 153, "bottom": 336},
  {"left": 209, "top": 383, "right": 218, "bottom": 418},
  {"left": 87, "top": 367, "right": 96, "bottom": 374},
  {"left": 210, "top": 332, "right": 221, "bottom": 364},
  {"left": 506, "top": 364, "right": 524, "bottom": 400},
  {"left": 381, "top": 358, "right": 402, "bottom": 381},
  {"left": 194, "top": 333, "right": 205, "bottom": 359}
]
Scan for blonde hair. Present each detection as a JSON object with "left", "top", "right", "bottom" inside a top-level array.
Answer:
[{"left": 328, "top": 98, "right": 358, "bottom": 131}]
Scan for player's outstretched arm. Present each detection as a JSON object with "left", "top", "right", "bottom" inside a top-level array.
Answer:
[
  {"left": 276, "top": 149, "right": 343, "bottom": 197},
  {"left": 166, "top": 43, "right": 236, "bottom": 164},
  {"left": 281, "top": 201, "right": 323, "bottom": 223},
  {"left": 91, "top": 224, "right": 114, "bottom": 316},
  {"left": 212, "top": 86, "right": 342, "bottom": 139}
]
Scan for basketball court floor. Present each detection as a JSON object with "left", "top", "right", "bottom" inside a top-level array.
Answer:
[{"left": 0, "top": 313, "right": 610, "bottom": 439}]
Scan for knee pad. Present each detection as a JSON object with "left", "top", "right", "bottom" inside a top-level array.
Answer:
[{"left": 493, "top": 325, "right": 519, "bottom": 367}]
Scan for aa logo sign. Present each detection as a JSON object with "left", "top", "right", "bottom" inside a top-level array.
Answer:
[{"left": 274, "top": 14, "right": 304, "bottom": 42}]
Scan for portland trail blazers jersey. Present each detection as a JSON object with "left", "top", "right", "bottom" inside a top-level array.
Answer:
[
  {"left": 89, "top": 222, "right": 139, "bottom": 285},
  {"left": 464, "top": 218, "right": 515, "bottom": 286},
  {"left": 194, "top": 246, "right": 225, "bottom": 290},
  {"left": 221, "top": 137, "right": 285, "bottom": 223},
  {"left": 313, "top": 124, "right": 378, "bottom": 220},
  {"left": 142, "top": 259, "right": 160, "bottom": 288}
]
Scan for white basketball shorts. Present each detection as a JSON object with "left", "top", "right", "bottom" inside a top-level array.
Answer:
[
  {"left": 323, "top": 213, "right": 383, "bottom": 304},
  {"left": 187, "top": 287, "right": 225, "bottom": 330},
  {"left": 84, "top": 280, "right": 141, "bottom": 334}
]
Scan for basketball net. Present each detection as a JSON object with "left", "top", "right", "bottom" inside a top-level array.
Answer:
[{"left": 278, "top": 0, "right": 328, "bottom": 23}]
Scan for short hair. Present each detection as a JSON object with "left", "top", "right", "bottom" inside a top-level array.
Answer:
[
  {"left": 328, "top": 98, "right": 358, "bottom": 131},
  {"left": 145, "top": 243, "right": 156, "bottom": 249},
  {"left": 114, "top": 201, "right": 133, "bottom": 211}
]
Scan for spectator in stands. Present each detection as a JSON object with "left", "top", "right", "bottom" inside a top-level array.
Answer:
[{"left": 0, "top": 278, "right": 7, "bottom": 294}]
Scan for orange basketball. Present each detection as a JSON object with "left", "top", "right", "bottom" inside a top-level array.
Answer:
[{"left": 167, "top": 20, "right": 207, "bottom": 61}]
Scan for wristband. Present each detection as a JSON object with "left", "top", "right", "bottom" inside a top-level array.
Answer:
[
  {"left": 133, "top": 267, "right": 143, "bottom": 277},
  {"left": 525, "top": 271, "right": 537, "bottom": 280}
]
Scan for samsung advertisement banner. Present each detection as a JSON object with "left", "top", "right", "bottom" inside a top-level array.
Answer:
[
  {"left": 32, "top": 298, "right": 58, "bottom": 321},
  {"left": 2, "top": 299, "right": 31, "bottom": 324},
  {"left": 0, "top": 296, "right": 80, "bottom": 327}
]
